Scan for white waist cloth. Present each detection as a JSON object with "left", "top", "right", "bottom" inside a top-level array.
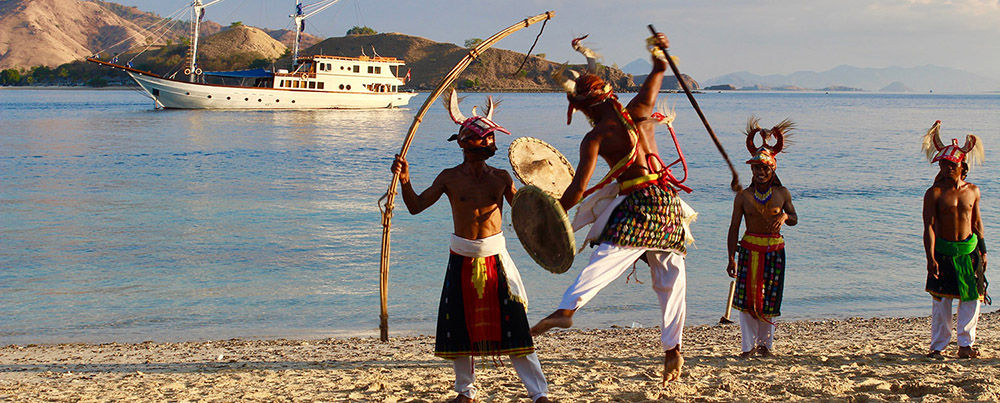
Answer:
[
  {"left": 450, "top": 232, "right": 528, "bottom": 309},
  {"left": 571, "top": 184, "right": 699, "bottom": 250}
]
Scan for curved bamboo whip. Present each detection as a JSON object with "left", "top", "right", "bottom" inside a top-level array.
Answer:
[
  {"left": 648, "top": 25, "right": 741, "bottom": 192},
  {"left": 376, "top": 11, "right": 555, "bottom": 342}
]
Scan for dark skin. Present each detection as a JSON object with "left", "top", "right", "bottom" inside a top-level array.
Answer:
[
  {"left": 726, "top": 163, "right": 798, "bottom": 277},
  {"left": 532, "top": 33, "right": 684, "bottom": 385},
  {"left": 391, "top": 132, "right": 515, "bottom": 240},
  {"left": 394, "top": 134, "right": 550, "bottom": 403},
  {"left": 922, "top": 159, "right": 986, "bottom": 358}
]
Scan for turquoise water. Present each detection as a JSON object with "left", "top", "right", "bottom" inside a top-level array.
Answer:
[{"left": 2, "top": 89, "right": 998, "bottom": 345}]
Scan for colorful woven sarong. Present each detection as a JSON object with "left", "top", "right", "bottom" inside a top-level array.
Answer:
[
  {"left": 594, "top": 183, "right": 686, "bottom": 253},
  {"left": 926, "top": 235, "right": 986, "bottom": 302},
  {"left": 733, "top": 233, "right": 785, "bottom": 320},
  {"left": 435, "top": 251, "right": 534, "bottom": 359}
]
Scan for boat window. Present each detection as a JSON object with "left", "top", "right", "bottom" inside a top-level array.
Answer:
[
  {"left": 309, "top": 82, "right": 316, "bottom": 89},
  {"left": 339, "top": 84, "right": 344, "bottom": 90},
  {"left": 368, "top": 66, "right": 374, "bottom": 74},
  {"left": 375, "top": 66, "right": 381, "bottom": 74},
  {"left": 346, "top": 85, "right": 351, "bottom": 90},
  {"left": 317, "top": 82, "right": 324, "bottom": 89},
  {"left": 340, "top": 66, "right": 345, "bottom": 70},
  {"left": 353, "top": 65, "right": 360, "bottom": 73}
]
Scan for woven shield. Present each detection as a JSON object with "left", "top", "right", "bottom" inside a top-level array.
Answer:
[
  {"left": 511, "top": 185, "right": 576, "bottom": 273},
  {"left": 508, "top": 137, "right": 574, "bottom": 198}
]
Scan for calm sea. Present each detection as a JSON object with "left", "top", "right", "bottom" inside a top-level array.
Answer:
[{"left": 1, "top": 88, "right": 998, "bottom": 345}]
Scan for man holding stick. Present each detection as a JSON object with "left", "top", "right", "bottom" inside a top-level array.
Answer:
[
  {"left": 921, "top": 120, "right": 988, "bottom": 359},
  {"left": 391, "top": 90, "right": 550, "bottom": 403},
  {"left": 725, "top": 117, "right": 798, "bottom": 359},
  {"left": 530, "top": 33, "right": 695, "bottom": 384}
]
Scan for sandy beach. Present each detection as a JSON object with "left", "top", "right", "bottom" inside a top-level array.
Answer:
[{"left": 2, "top": 310, "right": 998, "bottom": 402}]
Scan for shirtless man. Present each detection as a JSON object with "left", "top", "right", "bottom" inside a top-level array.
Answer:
[
  {"left": 921, "top": 120, "right": 987, "bottom": 359},
  {"left": 726, "top": 117, "right": 797, "bottom": 358},
  {"left": 391, "top": 90, "right": 549, "bottom": 402},
  {"left": 530, "top": 33, "right": 693, "bottom": 384}
]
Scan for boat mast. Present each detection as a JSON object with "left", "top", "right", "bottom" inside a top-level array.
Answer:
[
  {"left": 188, "top": 0, "right": 225, "bottom": 82},
  {"left": 291, "top": 0, "right": 345, "bottom": 69}
]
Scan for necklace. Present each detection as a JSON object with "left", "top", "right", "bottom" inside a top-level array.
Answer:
[{"left": 753, "top": 187, "right": 772, "bottom": 204}]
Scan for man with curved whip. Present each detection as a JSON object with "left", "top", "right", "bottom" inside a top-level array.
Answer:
[
  {"left": 392, "top": 90, "right": 550, "bottom": 402},
  {"left": 921, "top": 120, "right": 989, "bottom": 359},
  {"left": 726, "top": 117, "right": 798, "bottom": 359}
]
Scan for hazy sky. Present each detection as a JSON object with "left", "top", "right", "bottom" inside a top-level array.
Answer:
[{"left": 115, "top": 0, "right": 1000, "bottom": 80}]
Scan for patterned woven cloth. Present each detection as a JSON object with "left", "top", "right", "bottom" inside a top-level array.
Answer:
[
  {"left": 594, "top": 183, "right": 686, "bottom": 253},
  {"left": 434, "top": 252, "right": 535, "bottom": 359},
  {"left": 733, "top": 233, "right": 785, "bottom": 320}
]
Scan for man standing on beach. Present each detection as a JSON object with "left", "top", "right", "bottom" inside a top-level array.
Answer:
[
  {"left": 921, "top": 120, "right": 988, "bottom": 359},
  {"left": 530, "top": 33, "right": 695, "bottom": 384},
  {"left": 391, "top": 89, "right": 549, "bottom": 403},
  {"left": 726, "top": 117, "right": 797, "bottom": 358}
]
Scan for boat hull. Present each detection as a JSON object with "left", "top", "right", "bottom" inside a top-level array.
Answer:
[{"left": 129, "top": 72, "right": 416, "bottom": 109}]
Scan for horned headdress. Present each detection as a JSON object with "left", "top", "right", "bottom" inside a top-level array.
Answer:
[
  {"left": 551, "top": 35, "right": 615, "bottom": 125},
  {"left": 442, "top": 88, "right": 511, "bottom": 141},
  {"left": 744, "top": 116, "right": 795, "bottom": 169},
  {"left": 921, "top": 120, "right": 984, "bottom": 171}
]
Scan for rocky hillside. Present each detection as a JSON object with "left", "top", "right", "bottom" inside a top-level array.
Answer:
[
  {"left": 0, "top": 0, "right": 153, "bottom": 69},
  {"left": 289, "top": 33, "right": 643, "bottom": 92},
  {"left": 0, "top": 0, "right": 319, "bottom": 70},
  {"left": 199, "top": 25, "right": 286, "bottom": 62}
]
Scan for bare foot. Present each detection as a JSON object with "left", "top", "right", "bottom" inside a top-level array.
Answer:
[
  {"left": 534, "top": 397, "right": 552, "bottom": 403},
  {"left": 738, "top": 348, "right": 755, "bottom": 359},
  {"left": 756, "top": 345, "right": 773, "bottom": 358},
  {"left": 926, "top": 350, "right": 942, "bottom": 358},
  {"left": 449, "top": 394, "right": 475, "bottom": 403},
  {"left": 958, "top": 346, "right": 979, "bottom": 358},
  {"left": 531, "top": 309, "right": 574, "bottom": 336},
  {"left": 662, "top": 347, "right": 683, "bottom": 385}
]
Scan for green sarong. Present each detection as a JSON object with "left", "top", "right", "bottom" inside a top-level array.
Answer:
[{"left": 933, "top": 236, "right": 979, "bottom": 302}]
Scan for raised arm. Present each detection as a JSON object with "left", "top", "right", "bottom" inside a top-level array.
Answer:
[
  {"left": 392, "top": 154, "right": 446, "bottom": 215},
  {"left": 560, "top": 134, "right": 601, "bottom": 211},
  {"left": 626, "top": 33, "right": 669, "bottom": 117},
  {"left": 726, "top": 193, "right": 745, "bottom": 278},
  {"left": 923, "top": 188, "right": 939, "bottom": 279}
]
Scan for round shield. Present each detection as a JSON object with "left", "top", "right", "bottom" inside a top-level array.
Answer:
[
  {"left": 508, "top": 137, "right": 574, "bottom": 199},
  {"left": 511, "top": 185, "right": 576, "bottom": 273}
]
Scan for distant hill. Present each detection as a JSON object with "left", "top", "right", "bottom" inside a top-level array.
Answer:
[
  {"left": 704, "top": 65, "right": 1000, "bottom": 92},
  {"left": 0, "top": 0, "right": 155, "bottom": 69},
  {"left": 622, "top": 58, "right": 652, "bottom": 75},
  {"left": 0, "top": 0, "right": 318, "bottom": 71},
  {"left": 283, "top": 33, "right": 637, "bottom": 92}
]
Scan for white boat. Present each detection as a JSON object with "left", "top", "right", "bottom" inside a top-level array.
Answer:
[{"left": 88, "top": 0, "right": 416, "bottom": 110}]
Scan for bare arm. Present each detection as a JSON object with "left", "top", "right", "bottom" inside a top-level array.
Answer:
[
  {"left": 726, "top": 193, "right": 744, "bottom": 278},
  {"left": 923, "top": 188, "right": 939, "bottom": 278},
  {"left": 560, "top": 134, "right": 601, "bottom": 211},
  {"left": 501, "top": 169, "right": 517, "bottom": 206},
  {"left": 780, "top": 187, "right": 798, "bottom": 227},
  {"left": 626, "top": 33, "right": 669, "bottom": 117},
  {"left": 971, "top": 185, "right": 986, "bottom": 271},
  {"left": 392, "top": 154, "right": 446, "bottom": 215}
]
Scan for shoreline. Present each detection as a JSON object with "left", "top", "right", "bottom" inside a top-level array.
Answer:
[{"left": 3, "top": 311, "right": 997, "bottom": 402}]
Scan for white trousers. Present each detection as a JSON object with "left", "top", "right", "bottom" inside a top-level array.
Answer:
[
  {"left": 739, "top": 311, "right": 774, "bottom": 353},
  {"left": 453, "top": 353, "right": 548, "bottom": 402},
  {"left": 557, "top": 243, "right": 687, "bottom": 351},
  {"left": 930, "top": 297, "right": 981, "bottom": 351}
]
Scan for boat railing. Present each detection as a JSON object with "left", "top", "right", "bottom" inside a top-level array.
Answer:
[{"left": 303, "top": 55, "right": 403, "bottom": 63}]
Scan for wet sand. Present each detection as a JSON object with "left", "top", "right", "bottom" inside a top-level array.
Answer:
[{"left": 2, "top": 311, "right": 998, "bottom": 402}]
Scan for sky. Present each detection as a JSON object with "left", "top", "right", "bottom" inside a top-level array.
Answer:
[{"left": 115, "top": 0, "right": 1000, "bottom": 81}]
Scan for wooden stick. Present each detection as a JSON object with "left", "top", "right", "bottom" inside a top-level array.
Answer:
[
  {"left": 647, "top": 25, "right": 741, "bottom": 193},
  {"left": 720, "top": 280, "right": 736, "bottom": 324},
  {"left": 376, "top": 11, "right": 556, "bottom": 342}
]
